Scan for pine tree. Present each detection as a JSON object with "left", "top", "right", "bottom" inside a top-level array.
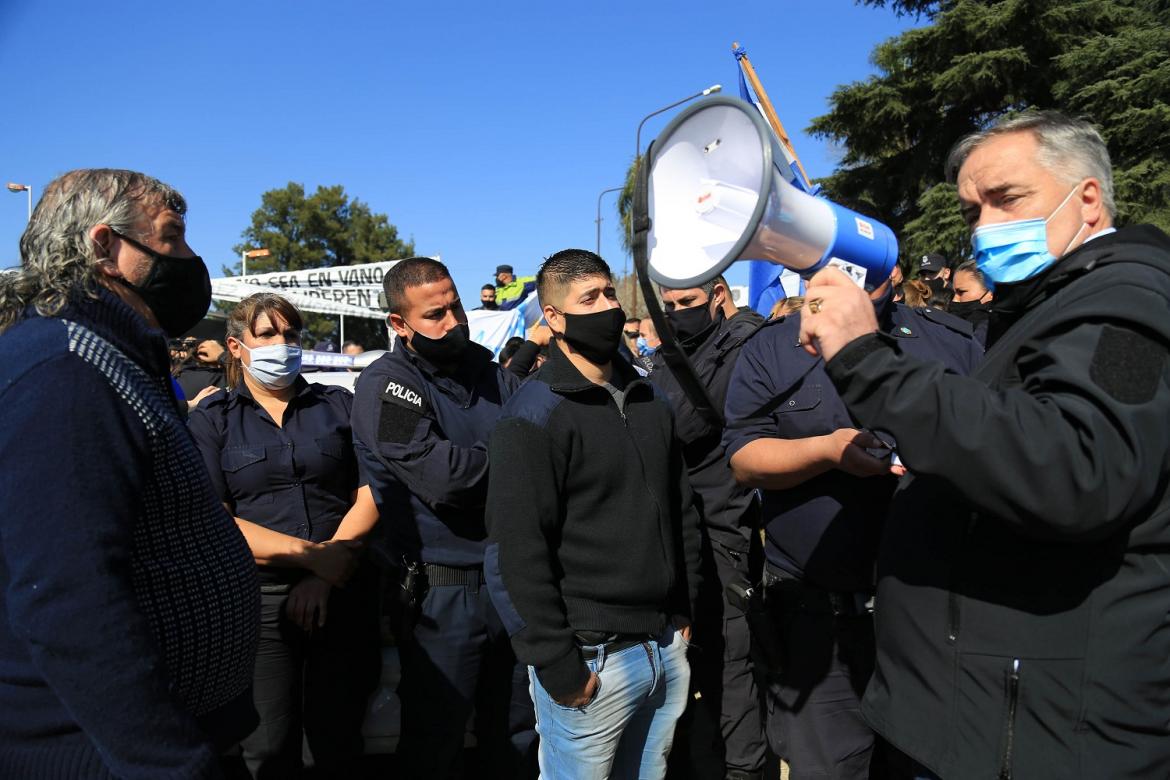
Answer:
[{"left": 809, "top": 0, "right": 1170, "bottom": 271}]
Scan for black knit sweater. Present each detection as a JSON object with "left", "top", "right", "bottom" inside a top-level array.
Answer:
[{"left": 484, "top": 346, "right": 703, "bottom": 698}]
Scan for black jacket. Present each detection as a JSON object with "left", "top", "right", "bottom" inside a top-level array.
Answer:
[
  {"left": 175, "top": 361, "right": 226, "bottom": 399},
  {"left": 649, "top": 309, "right": 764, "bottom": 552},
  {"left": 824, "top": 226, "right": 1170, "bottom": 779},
  {"left": 484, "top": 344, "right": 703, "bottom": 699}
]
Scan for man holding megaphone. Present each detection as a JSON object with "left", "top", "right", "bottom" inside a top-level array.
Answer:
[
  {"left": 797, "top": 112, "right": 1170, "bottom": 780},
  {"left": 720, "top": 268, "right": 980, "bottom": 779}
]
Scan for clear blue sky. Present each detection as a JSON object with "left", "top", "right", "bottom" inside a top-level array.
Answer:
[{"left": 0, "top": 0, "right": 916, "bottom": 301}]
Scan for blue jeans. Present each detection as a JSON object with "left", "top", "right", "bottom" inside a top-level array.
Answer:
[{"left": 528, "top": 626, "right": 690, "bottom": 779}]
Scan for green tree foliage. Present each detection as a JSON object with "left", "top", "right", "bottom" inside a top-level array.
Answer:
[
  {"left": 809, "top": 0, "right": 1170, "bottom": 273},
  {"left": 618, "top": 155, "right": 640, "bottom": 255},
  {"left": 231, "top": 183, "right": 415, "bottom": 348}
]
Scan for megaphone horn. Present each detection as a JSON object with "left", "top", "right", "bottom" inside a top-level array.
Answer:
[{"left": 645, "top": 95, "right": 898, "bottom": 290}]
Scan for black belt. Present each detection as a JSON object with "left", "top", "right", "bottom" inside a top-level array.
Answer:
[
  {"left": 764, "top": 569, "right": 872, "bottom": 617},
  {"left": 577, "top": 634, "right": 652, "bottom": 661},
  {"left": 423, "top": 563, "right": 483, "bottom": 587}
]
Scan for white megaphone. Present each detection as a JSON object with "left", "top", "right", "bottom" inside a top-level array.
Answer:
[{"left": 645, "top": 95, "right": 898, "bottom": 290}]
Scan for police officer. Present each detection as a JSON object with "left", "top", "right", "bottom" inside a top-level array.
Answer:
[
  {"left": 350, "top": 258, "right": 536, "bottom": 779},
  {"left": 722, "top": 274, "right": 981, "bottom": 778},
  {"left": 948, "top": 259, "right": 994, "bottom": 344},
  {"left": 648, "top": 276, "right": 769, "bottom": 780}
]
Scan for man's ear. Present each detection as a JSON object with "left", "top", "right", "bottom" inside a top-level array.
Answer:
[
  {"left": 1079, "top": 178, "right": 1106, "bottom": 228},
  {"left": 542, "top": 304, "right": 562, "bottom": 335},
  {"left": 89, "top": 224, "right": 120, "bottom": 278},
  {"left": 387, "top": 312, "right": 411, "bottom": 341},
  {"left": 711, "top": 283, "right": 728, "bottom": 310}
]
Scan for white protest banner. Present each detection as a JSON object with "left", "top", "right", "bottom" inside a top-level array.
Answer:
[
  {"left": 210, "top": 259, "right": 433, "bottom": 319},
  {"left": 211, "top": 277, "right": 384, "bottom": 318},
  {"left": 467, "top": 308, "right": 525, "bottom": 358}
]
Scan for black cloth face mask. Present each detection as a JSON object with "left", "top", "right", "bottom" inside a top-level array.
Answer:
[
  {"left": 665, "top": 302, "right": 720, "bottom": 343},
  {"left": 947, "top": 299, "right": 988, "bottom": 321},
  {"left": 110, "top": 231, "right": 211, "bottom": 337},
  {"left": 409, "top": 322, "right": 471, "bottom": 375},
  {"left": 556, "top": 307, "right": 626, "bottom": 365}
]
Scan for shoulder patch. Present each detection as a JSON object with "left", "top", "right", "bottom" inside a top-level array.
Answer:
[
  {"left": 1090, "top": 325, "right": 1167, "bottom": 405},
  {"left": 377, "top": 379, "right": 429, "bottom": 444},
  {"left": 381, "top": 378, "right": 429, "bottom": 415}
]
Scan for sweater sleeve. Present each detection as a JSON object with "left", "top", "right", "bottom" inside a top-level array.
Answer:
[
  {"left": 484, "top": 415, "right": 587, "bottom": 699},
  {"left": 0, "top": 355, "right": 221, "bottom": 779},
  {"left": 825, "top": 282, "right": 1170, "bottom": 541}
]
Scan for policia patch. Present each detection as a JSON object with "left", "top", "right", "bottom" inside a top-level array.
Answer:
[{"left": 379, "top": 379, "right": 429, "bottom": 444}]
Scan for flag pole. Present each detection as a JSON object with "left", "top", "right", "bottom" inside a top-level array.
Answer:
[{"left": 733, "top": 42, "right": 812, "bottom": 187}]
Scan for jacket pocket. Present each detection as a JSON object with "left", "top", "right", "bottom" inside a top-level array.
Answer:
[
  {"left": 957, "top": 653, "right": 1080, "bottom": 779},
  {"left": 998, "top": 658, "right": 1020, "bottom": 780}
]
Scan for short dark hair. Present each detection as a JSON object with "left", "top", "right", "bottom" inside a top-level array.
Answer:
[
  {"left": 537, "top": 249, "right": 612, "bottom": 308},
  {"left": 625, "top": 316, "right": 642, "bottom": 325},
  {"left": 481, "top": 284, "right": 496, "bottom": 293},
  {"left": 383, "top": 257, "right": 451, "bottom": 315},
  {"left": 659, "top": 274, "right": 727, "bottom": 298}
]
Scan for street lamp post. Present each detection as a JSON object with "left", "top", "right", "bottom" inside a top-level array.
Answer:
[
  {"left": 6, "top": 183, "right": 32, "bottom": 221},
  {"left": 595, "top": 186, "right": 624, "bottom": 257},
  {"left": 635, "top": 84, "right": 722, "bottom": 173},
  {"left": 628, "top": 84, "right": 722, "bottom": 313},
  {"left": 240, "top": 247, "right": 271, "bottom": 279}
]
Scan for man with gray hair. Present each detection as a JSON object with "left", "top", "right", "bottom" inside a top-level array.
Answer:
[
  {"left": 0, "top": 169, "right": 260, "bottom": 777},
  {"left": 796, "top": 111, "right": 1170, "bottom": 778}
]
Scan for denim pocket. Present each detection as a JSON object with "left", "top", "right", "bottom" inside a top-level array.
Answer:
[{"left": 549, "top": 665, "right": 603, "bottom": 713}]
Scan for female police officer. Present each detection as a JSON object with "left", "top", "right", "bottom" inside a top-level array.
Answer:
[{"left": 189, "top": 292, "right": 380, "bottom": 777}]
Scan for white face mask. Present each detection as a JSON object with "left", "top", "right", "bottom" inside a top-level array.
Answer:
[{"left": 239, "top": 342, "right": 302, "bottom": 389}]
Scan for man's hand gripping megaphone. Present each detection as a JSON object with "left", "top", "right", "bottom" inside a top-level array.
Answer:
[{"left": 799, "top": 267, "right": 881, "bottom": 361}]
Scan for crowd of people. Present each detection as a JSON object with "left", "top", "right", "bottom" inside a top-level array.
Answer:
[{"left": 0, "top": 109, "right": 1169, "bottom": 780}]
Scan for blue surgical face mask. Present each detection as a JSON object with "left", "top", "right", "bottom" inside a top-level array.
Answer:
[
  {"left": 971, "top": 185, "right": 1087, "bottom": 289},
  {"left": 636, "top": 336, "right": 656, "bottom": 357},
  {"left": 240, "top": 342, "right": 302, "bottom": 389}
]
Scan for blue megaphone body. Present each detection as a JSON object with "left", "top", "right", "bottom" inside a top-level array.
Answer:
[{"left": 644, "top": 95, "right": 898, "bottom": 292}]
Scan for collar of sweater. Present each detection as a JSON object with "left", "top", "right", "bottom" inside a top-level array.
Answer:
[
  {"left": 541, "top": 341, "right": 646, "bottom": 395},
  {"left": 50, "top": 285, "right": 172, "bottom": 378}
]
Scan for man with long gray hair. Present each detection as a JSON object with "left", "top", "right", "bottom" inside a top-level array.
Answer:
[
  {"left": 796, "top": 111, "right": 1170, "bottom": 779},
  {"left": 0, "top": 169, "right": 260, "bottom": 777}
]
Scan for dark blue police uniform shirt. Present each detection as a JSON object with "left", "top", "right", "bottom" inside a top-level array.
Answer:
[
  {"left": 188, "top": 376, "right": 359, "bottom": 582},
  {"left": 723, "top": 296, "right": 982, "bottom": 592},
  {"left": 350, "top": 342, "right": 519, "bottom": 569}
]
